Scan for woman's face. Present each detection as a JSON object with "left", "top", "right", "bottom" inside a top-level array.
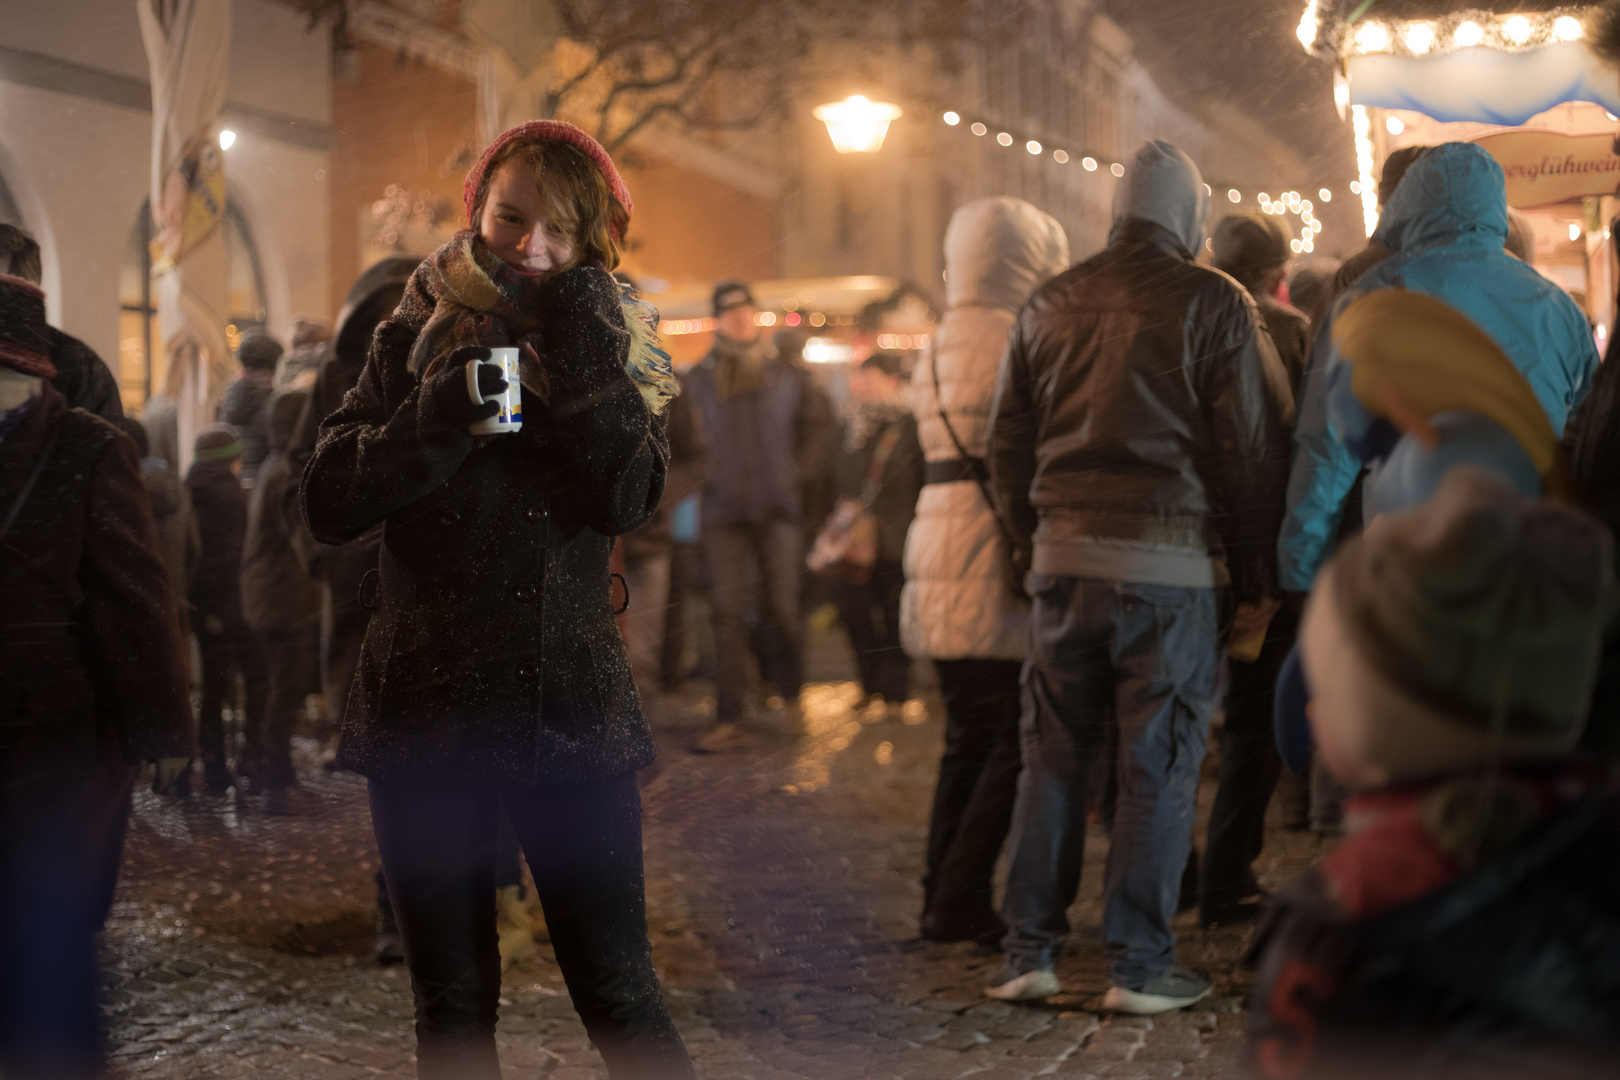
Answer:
[{"left": 478, "top": 159, "right": 576, "bottom": 278}]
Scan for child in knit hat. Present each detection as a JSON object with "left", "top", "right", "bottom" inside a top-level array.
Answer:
[{"left": 1248, "top": 468, "right": 1620, "bottom": 1078}]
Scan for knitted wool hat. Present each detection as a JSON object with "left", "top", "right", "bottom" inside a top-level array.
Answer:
[
  {"left": 0, "top": 273, "right": 56, "bottom": 378},
  {"left": 712, "top": 280, "right": 755, "bottom": 315},
  {"left": 193, "top": 423, "right": 243, "bottom": 463},
  {"left": 463, "top": 120, "right": 633, "bottom": 236},
  {"left": 1302, "top": 467, "right": 1613, "bottom": 786},
  {"left": 1212, "top": 212, "right": 1290, "bottom": 280},
  {"left": 236, "top": 328, "right": 284, "bottom": 371}
]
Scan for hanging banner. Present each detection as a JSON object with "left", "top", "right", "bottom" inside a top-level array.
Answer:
[
  {"left": 150, "top": 131, "right": 225, "bottom": 274},
  {"left": 1472, "top": 130, "right": 1620, "bottom": 209}
]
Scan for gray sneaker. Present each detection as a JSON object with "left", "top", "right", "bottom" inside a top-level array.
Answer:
[
  {"left": 983, "top": 963, "right": 1061, "bottom": 1001},
  {"left": 1101, "top": 964, "right": 1211, "bottom": 1015}
]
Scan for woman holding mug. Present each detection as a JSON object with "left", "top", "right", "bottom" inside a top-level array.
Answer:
[{"left": 302, "top": 121, "right": 689, "bottom": 1079}]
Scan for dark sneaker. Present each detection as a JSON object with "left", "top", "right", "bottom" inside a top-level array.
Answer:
[
  {"left": 1102, "top": 965, "right": 1211, "bottom": 1015},
  {"left": 920, "top": 906, "right": 1005, "bottom": 947},
  {"left": 983, "top": 963, "right": 1060, "bottom": 1001}
]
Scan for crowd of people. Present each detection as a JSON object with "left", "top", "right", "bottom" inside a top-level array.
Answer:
[{"left": 1, "top": 118, "right": 1618, "bottom": 1080}]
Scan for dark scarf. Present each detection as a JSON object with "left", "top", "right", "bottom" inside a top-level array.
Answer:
[
  {"left": 407, "top": 231, "right": 676, "bottom": 414},
  {"left": 710, "top": 332, "right": 772, "bottom": 400},
  {"left": 0, "top": 274, "right": 55, "bottom": 378}
]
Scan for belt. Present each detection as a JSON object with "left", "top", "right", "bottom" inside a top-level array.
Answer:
[{"left": 923, "top": 457, "right": 987, "bottom": 485}]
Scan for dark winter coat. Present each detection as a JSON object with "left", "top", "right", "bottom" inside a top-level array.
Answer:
[
  {"left": 139, "top": 455, "right": 198, "bottom": 607},
  {"left": 46, "top": 326, "right": 123, "bottom": 422},
  {"left": 302, "top": 263, "right": 668, "bottom": 786},
  {"left": 988, "top": 217, "right": 1294, "bottom": 602},
  {"left": 186, "top": 459, "right": 247, "bottom": 621},
  {"left": 1255, "top": 292, "right": 1311, "bottom": 399},
  {"left": 220, "top": 369, "right": 275, "bottom": 480},
  {"left": 623, "top": 375, "right": 710, "bottom": 557},
  {"left": 684, "top": 343, "right": 835, "bottom": 527},
  {"left": 837, "top": 409, "right": 924, "bottom": 563},
  {"left": 0, "top": 387, "right": 194, "bottom": 789},
  {"left": 242, "top": 390, "right": 319, "bottom": 633}
]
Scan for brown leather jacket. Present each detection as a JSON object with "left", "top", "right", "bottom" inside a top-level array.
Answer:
[{"left": 988, "top": 218, "right": 1294, "bottom": 603}]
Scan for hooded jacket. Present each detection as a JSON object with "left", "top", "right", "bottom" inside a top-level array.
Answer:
[
  {"left": 1280, "top": 143, "right": 1600, "bottom": 591},
  {"left": 988, "top": 140, "right": 1294, "bottom": 601},
  {"left": 901, "top": 197, "right": 1069, "bottom": 660},
  {"left": 242, "top": 389, "right": 320, "bottom": 633}
]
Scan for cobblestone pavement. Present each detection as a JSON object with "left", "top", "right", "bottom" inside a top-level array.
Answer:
[{"left": 104, "top": 631, "right": 1330, "bottom": 1079}]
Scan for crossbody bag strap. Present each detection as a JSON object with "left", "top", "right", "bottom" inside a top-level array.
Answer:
[
  {"left": 858, "top": 422, "right": 904, "bottom": 507},
  {"left": 0, "top": 419, "right": 63, "bottom": 547},
  {"left": 928, "top": 339, "right": 1019, "bottom": 550}
]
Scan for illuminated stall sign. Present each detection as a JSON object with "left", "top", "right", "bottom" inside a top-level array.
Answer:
[{"left": 1473, "top": 130, "right": 1620, "bottom": 208}]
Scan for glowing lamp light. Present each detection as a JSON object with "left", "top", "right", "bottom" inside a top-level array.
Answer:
[
  {"left": 1454, "top": 21, "right": 1484, "bottom": 48},
  {"left": 1570, "top": 223, "right": 1584, "bottom": 242},
  {"left": 1504, "top": 16, "right": 1531, "bottom": 45},
  {"left": 218, "top": 128, "right": 236, "bottom": 150},
  {"left": 942, "top": 111, "right": 960, "bottom": 126},
  {"left": 1300, "top": 198, "right": 1313, "bottom": 213},
  {"left": 996, "top": 132, "right": 1013, "bottom": 146},
  {"left": 1405, "top": 22, "right": 1435, "bottom": 54},
  {"left": 754, "top": 311, "right": 778, "bottom": 327},
  {"left": 1081, "top": 156, "right": 1098, "bottom": 171},
  {"left": 1026, "top": 139, "right": 1042, "bottom": 155},
  {"left": 1290, "top": 239, "right": 1303, "bottom": 254},
  {"left": 1297, "top": 0, "right": 1319, "bottom": 50},
  {"left": 1053, "top": 149, "right": 1069, "bottom": 163},
  {"left": 1354, "top": 22, "right": 1390, "bottom": 53},
  {"left": 1301, "top": 236, "right": 1314, "bottom": 253},
  {"left": 1386, "top": 115, "right": 1405, "bottom": 135},
  {"left": 1258, "top": 192, "right": 1271, "bottom": 205},
  {"left": 970, "top": 122, "right": 987, "bottom": 136},
  {"left": 1350, "top": 180, "right": 1362, "bottom": 194},
  {"left": 1555, "top": 16, "right": 1584, "bottom": 41},
  {"left": 813, "top": 95, "right": 903, "bottom": 154},
  {"left": 1318, "top": 187, "right": 1332, "bottom": 202},
  {"left": 1310, "top": 220, "right": 1323, "bottom": 233},
  {"left": 1110, "top": 162, "right": 1124, "bottom": 177},
  {"left": 1227, "top": 188, "right": 1241, "bottom": 203}
]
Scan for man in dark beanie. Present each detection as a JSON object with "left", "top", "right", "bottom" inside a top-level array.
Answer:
[
  {"left": 0, "top": 270, "right": 193, "bottom": 1077},
  {"left": 683, "top": 280, "right": 834, "bottom": 751},
  {"left": 1212, "top": 212, "right": 1311, "bottom": 393},
  {"left": 220, "top": 328, "right": 284, "bottom": 481},
  {"left": 187, "top": 423, "right": 268, "bottom": 793},
  {"left": 0, "top": 224, "right": 123, "bottom": 421},
  {"left": 1199, "top": 211, "right": 1313, "bottom": 928}
]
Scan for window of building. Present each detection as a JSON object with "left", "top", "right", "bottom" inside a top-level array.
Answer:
[{"left": 119, "top": 198, "right": 265, "bottom": 413}]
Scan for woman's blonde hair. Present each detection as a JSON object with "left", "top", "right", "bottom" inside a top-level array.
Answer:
[{"left": 470, "top": 137, "right": 628, "bottom": 272}]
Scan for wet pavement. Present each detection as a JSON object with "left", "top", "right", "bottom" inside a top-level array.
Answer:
[{"left": 103, "top": 630, "right": 1330, "bottom": 1079}]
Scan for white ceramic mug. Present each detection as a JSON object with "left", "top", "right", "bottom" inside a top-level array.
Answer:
[{"left": 466, "top": 347, "right": 522, "bottom": 435}]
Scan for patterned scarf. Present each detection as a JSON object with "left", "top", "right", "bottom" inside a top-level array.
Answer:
[{"left": 407, "top": 231, "right": 676, "bottom": 415}]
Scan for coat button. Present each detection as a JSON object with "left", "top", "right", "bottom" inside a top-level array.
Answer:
[
  {"left": 515, "top": 583, "right": 537, "bottom": 603},
  {"left": 439, "top": 509, "right": 461, "bottom": 527},
  {"left": 525, "top": 506, "right": 545, "bottom": 524}
]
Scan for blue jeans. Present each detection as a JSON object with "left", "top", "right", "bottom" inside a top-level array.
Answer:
[{"left": 1000, "top": 575, "right": 1222, "bottom": 988}]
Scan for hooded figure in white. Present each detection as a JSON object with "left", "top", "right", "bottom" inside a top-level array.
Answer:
[{"left": 901, "top": 197, "right": 1069, "bottom": 660}]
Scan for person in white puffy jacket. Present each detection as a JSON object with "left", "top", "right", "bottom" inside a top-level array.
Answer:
[{"left": 902, "top": 197, "right": 1069, "bottom": 944}]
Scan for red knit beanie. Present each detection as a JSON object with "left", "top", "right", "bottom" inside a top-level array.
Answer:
[{"left": 463, "top": 121, "right": 633, "bottom": 238}]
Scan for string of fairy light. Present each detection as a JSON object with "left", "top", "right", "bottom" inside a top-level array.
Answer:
[{"left": 936, "top": 108, "right": 1352, "bottom": 254}]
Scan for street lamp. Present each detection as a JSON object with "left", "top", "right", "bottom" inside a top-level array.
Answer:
[{"left": 813, "top": 95, "right": 902, "bottom": 153}]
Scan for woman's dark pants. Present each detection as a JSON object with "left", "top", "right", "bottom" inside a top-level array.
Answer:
[
  {"left": 368, "top": 774, "right": 693, "bottom": 1080},
  {"left": 924, "top": 658, "right": 1023, "bottom": 921},
  {"left": 835, "top": 558, "right": 911, "bottom": 703}
]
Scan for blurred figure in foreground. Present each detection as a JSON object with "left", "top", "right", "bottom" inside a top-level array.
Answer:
[
  {"left": 904, "top": 196, "right": 1068, "bottom": 945},
  {"left": 1248, "top": 469, "right": 1620, "bottom": 1079},
  {"left": 0, "top": 224, "right": 123, "bottom": 420},
  {"left": 0, "top": 271, "right": 193, "bottom": 1078},
  {"left": 986, "top": 139, "right": 1293, "bottom": 1011}
]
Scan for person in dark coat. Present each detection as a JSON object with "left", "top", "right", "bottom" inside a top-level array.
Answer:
[
  {"left": 682, "top": 281, "right": 836, "bottom": 752},
  {"left": 187, "top": 424, "right": 269, "bottom": 793},
  {"left": 241, "top": 390, "right": 321, "bottom": 797},
  {"left": 0, "top": 271, "right": 193, "bottom": 1079},
  {"left": 831, "top": 351, "right": 924, "bottom": 708},
  {"left": 0, "top": 224, "right": 124, "bottom": 421},
  {"left": 1197, "top": 211, "right": 1314, "bottom": 927},
  {"left": 302, "top": 120, "right": 691, "bottom": 1080},
  {"left": 117, "top": 415, "right": 199, "bottom": 636},
  {"left": 220, "top": 328, "right": 283, "bottom": 481}
]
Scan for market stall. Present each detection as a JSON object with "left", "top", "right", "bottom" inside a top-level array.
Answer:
[{"left": 1297, "top": 2, "right": 1620, "bottom": 341}]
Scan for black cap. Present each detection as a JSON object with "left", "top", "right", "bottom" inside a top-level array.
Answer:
[{"left": 712, "top": 281, "right": 755, "bottom": 316}]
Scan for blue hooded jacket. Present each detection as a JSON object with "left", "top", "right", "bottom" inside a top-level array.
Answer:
[{"left": 1278, "top": 142, "right": 1598, "bottom": 591}]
